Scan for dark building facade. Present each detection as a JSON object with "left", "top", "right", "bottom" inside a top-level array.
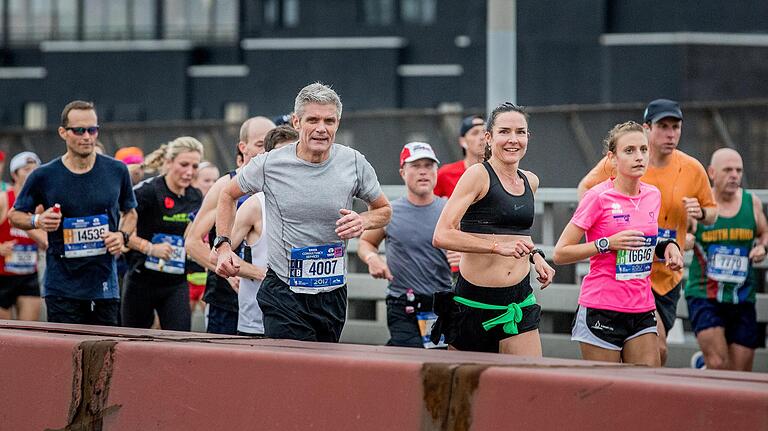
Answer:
[{"left": 1, "top": 0, "right": 768, "bottom": 127}]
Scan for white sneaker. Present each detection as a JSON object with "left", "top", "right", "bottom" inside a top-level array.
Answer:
[{"left": 690, "top": 351, "right": 707, "bottom": 369}]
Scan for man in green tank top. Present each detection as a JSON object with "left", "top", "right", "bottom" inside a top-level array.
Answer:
[{"left": 685, "top": 148, "right": 767, "bottom": 371}]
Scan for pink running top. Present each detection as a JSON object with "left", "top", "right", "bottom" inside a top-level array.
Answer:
[{"left": 570, "top": 179, "right": 661, "bottom": 313}]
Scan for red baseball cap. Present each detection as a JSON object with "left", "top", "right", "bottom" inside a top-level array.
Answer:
[{"left": 0, "top": 150, "right": 5, "bottom": 162}]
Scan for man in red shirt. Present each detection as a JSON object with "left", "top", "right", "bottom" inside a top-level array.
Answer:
[{"left": 433, "top": 115, "right": 485, "bottom": 198}]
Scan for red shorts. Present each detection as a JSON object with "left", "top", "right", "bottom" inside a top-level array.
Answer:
[{"left": 189, "top": 282, "right": 205, "bottom": 302}]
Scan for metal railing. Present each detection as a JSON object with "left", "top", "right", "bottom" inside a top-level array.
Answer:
[{"left": 340, "top": 186, "right": 768, "bottom": 370}]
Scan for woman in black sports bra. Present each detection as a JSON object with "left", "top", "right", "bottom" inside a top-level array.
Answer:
[{"left": 431, "top": 102, "right": 555, "bottom": 355}]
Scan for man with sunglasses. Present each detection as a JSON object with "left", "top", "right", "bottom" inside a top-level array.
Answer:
[{"left": 9, "top": 100, "right": 137, "bottom": 326}]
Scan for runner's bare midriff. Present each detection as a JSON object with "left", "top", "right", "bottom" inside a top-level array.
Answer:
[{"left": 459, "top": 232, "right": 532, "bottom": 287}]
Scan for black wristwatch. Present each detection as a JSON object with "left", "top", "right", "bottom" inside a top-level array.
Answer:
[
  {"left": 213, "top": 236, "right": 232, "bottom": 250},
  {"left": 695, "top": 207, "right": 707, "bottom": 221},
  {"left": 529, "top": 248, "right": 546, "bottom": 263},
  {"left": 595, "top": 237, "right": 610, "bottom": 254},
  {"left": 119, "top": 230, "right": 131, "bottom": 245}
]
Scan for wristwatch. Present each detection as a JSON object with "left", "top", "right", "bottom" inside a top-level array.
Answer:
[
  {"left": 213, "top": 236, "right": 232, "bottom": 250},
  {"left": 595, "top": 237, "right": 610, "bottom": 254}
]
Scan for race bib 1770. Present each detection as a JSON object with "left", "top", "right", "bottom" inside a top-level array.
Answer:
[
  {"left": 144, "top": 234, "right": 185, "bottom": 275},
  {"left": 62, "top": 214, "right": 108, "bottom": 258},
  {"left": 289, "top": 243, "right": 345, "bottom": 294},
  {"left": 707, "top": 245, "right": 749, "bottom": 284},
  {"left": 616, "top": 236, "right": 656, "bottom": 281}
]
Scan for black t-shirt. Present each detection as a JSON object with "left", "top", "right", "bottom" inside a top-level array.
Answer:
[
  {"left": 202, "top": 170, "right": 242, "bottom": 312},
  {"left": 126, "top": 175, "right": 202, "bottom": 285}
]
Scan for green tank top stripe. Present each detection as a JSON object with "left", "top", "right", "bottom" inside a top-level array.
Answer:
[{"left": 685, "top": 190, "right": 757, "bottom": 303}]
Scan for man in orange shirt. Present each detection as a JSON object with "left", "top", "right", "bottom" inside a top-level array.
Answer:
[{"left": 577, "top": 99, "right": 717, "bottom": 365}]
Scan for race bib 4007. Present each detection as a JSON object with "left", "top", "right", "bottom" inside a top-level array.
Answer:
[
  {"left": 63, "top": 214, "right": 108, "bottom": 258},
  {"left": 289, "top": 243, "right": 345, "bottom": 294}
]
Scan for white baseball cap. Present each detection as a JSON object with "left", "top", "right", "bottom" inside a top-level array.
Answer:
[
  {"left": 399, "top": 141, "right": 440, "bottom": 167},
  {"left": 9, "top": 151, "right": 41, "bottom": 174}
]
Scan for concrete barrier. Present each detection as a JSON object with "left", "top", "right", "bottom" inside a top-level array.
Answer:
[{"left": 2, "top": 321, "right": 767, "bottom": 431}]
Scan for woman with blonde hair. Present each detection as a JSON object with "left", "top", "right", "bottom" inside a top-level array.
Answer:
[{"left": 123, "top": 137, "right": 204, "bottom": 330}]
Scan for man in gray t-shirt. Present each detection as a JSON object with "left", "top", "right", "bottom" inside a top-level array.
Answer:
[
  {"left": 213, "top": 82, "right": 392, "bottom": 342},
  {"left": 358, "top": 142, "right": 453, "bottom": 348}
]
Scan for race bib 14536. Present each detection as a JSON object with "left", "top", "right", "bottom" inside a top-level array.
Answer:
[{"left": 63, "top": 214, "right": 108, "bottom": 258}]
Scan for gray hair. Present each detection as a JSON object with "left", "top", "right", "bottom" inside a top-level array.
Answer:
[{"left": 293, "top": 82, "right": 343, "bottom": 119}]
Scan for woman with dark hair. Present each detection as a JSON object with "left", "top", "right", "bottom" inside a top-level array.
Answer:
[{"left": 431, "top": 102, "right": 555, "bottom": 355}]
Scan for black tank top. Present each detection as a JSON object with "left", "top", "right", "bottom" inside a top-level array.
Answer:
[{"left": 460, "top": 161, "right": 534, "bottom": 236}]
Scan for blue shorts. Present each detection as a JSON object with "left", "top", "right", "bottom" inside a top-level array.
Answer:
[{"left": 686, "top": 297, "right": 759, "bottom": 349}]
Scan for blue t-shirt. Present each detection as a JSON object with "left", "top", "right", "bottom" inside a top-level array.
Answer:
[{"left": 13, "top": 154, "right": 137, "bottom": 300}]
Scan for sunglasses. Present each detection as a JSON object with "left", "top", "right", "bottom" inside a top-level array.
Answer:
[{"left": 65, "top": 126, "right": 100, "bottom": 135}]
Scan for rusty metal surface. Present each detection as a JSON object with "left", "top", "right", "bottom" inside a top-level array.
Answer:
[{"left": 1, "top": 321, "right": 766, "bottom": 431}]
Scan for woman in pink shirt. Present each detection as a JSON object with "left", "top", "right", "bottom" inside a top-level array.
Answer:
[{"left": 554, "top": 121, "right": 683, "bottom": 366}]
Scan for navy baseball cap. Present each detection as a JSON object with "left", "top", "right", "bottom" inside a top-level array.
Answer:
[
  {"left": 643, "top": 99, "right": 683, "bottom": 124},
  {"left": 460, "top": 115, "right": 485, "bottom": 136}
]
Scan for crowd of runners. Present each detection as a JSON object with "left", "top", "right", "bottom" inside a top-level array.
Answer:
[{"left": 0, "top": 84, "right": 765, "bottom": 371}]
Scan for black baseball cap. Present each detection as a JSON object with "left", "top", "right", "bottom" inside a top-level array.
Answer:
[
  {"left": 460, "top": 115, "right": 485, "bottom": 137},
  {"left": 643, "top": 99, "right": 683, "bottom": 124}
]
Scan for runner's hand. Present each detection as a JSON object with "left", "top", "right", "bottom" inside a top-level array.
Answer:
[
  {"left": 446, "top": 250, "right": 461, "bottom": 267},
  {"left": 607, "top": 230, "right": 646, "bottom": 250},
  {"left": 102, "top": 231, "right": 124, "bottom": 256},
  {"left": 366, "top": 255, "right": 393, "bottom": 280},
  {"left": 493, "top": 238, "right": 534, "bottom": 259},
  {"left": 684, "top": 233, "right": 696, "bottom": 251},
  {"left": 226, "top": 276, "right": 240, "bottom": 293},
  {"left": 664, "top": 243, "right": 684, "bottom": 271},
  {"left": 149, "top": 242, "right": 174, "bottom": 260},
  {"left": 749, "top": 244, "right": 767, "bottom": 263},
  {"left": 336, "top": 208, "right": 365, "bottom": 240},
  {"left": 682, "top": 197, "right": 703, "bottom": 220},
  {"left": 0, "top": 240, "right": 16, "bottom": 257},
  {"left": 37, "top": 206, "right": 62, "bottom": 232},
  {"left": 215, "top": 248, "right": 240, "bottom": 278},
  {"left": 532, "top": 254, "right": 555, "bottom": 289}
]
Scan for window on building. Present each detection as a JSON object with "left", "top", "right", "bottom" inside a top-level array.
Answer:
[
  {"left": 164, "top": 0, "right": 238, "bottom": 41},
  {"left": 83, "top": 0, "right": 130, "bottom": 39},
  {"left": 359, "top": 0, "right": 394, "bottom": 26},
  {"left": 24, "top": 103, "right": 47, "bottom": 130},
  {"left": 54, "top": 0, "right": 78, "bottom": 39},
  {"left": 263, "top": 0, "right": 299, "bottom": 28},
  {"left": 131, "top": 0, "right": 156, "bottom": 39},
  {"left": 224, "top": 102, "right": 248, "bottom": 123},
  {"left": 212, "top": 0, "right": 238, "bottom": 40},
  {"left": 400, "top": 0, "right": 436, "bottom": 25}
]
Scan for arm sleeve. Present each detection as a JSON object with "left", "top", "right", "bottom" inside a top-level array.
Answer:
[
  {"left": 581, "top": 157, "right": 612, "bottom": 191},
  {"left": 237, "top": 153, "right": 267, "bottom": 194},
  {"left": 11, "top": 170, "right": 42, "bottom": 213},
  {"left": 119, "top": 165, "right": 138, "bottom": 212},
  {"left": 570, "top": 189, "right": 602, "bottom": 231},
  {"left": 355, "top": 152, "right": 383, "bottom": 204}
]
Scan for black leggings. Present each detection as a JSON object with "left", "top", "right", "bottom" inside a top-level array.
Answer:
[{"left": 122, "top": 271, "right": 191, "bottom": 331}]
